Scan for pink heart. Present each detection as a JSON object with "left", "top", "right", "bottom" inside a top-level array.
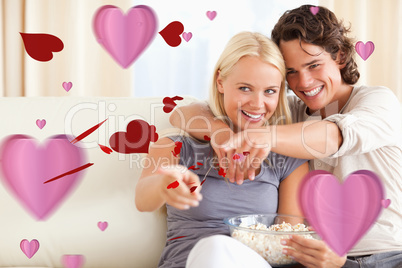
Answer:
[
  {"left": 62, "top": 82, "right": 73, "bottom": 92},
  {"left": 62, "top": 255, "right": 85, "bottom": 268},
  {"left": 355, "top": 41, "right": 375, "bottom": 61},
  {"left": 299, "top": 170, "right": 384, "bottom": 256},
  {"left": 36, "top": 119, "right": 46, "bottom": 129},
  {"left": 381, "top": 199, "right": 391, "bottom": 208},
  {"left": 98, "top": 221, "right": 108, "bottom": 231},
  {"left": 20, "top": 239, "right": 40, "bottom": 259},
  {"left": 93, "top": 5, "right": 157, "bottom": 68},
  {"left": 182, "top": 32, "right": 192, "bottom": 42},
  {"left": 206, "top": 11, "right": 217, "bottom": 21},
  {"left": 0, "top": 135, "right": 86, "bottom": 220},
  {"left": 309, "top": 6, "right": 320, "bottom": 15}
]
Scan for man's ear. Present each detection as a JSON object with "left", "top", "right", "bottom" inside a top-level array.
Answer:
[
  {"left": 216, "top": 71, "right": 224, "bottom": 93},
  {"left": 336, "top": 51, "right": 347, "bottom": 69}
]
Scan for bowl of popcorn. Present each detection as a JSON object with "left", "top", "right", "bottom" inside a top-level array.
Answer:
[{"left": 224, "top": 214, "right": 319, "bottom": 267}]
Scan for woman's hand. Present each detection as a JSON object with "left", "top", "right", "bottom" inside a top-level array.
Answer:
[
  {"left": 281, "top": 235, "right": 347, "bottom": 268},
  {"left": 157, "top": 165, "right": 203, "bottom": 210},
  {"left": 212, "top": 128, "right": 272, "bottom": 185}
]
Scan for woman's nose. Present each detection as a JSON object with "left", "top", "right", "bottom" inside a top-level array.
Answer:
[{"left": 249, "top": 93, "right": 264, "bottom": 108}]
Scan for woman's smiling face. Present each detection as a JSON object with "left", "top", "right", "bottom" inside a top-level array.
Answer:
[{"left": 217, "top": 56, "right": 282, "bottom": 132}]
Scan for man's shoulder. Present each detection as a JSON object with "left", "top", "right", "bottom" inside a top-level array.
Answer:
[{"left": 350, "top": 85, "right": 398, "bottom": 105}]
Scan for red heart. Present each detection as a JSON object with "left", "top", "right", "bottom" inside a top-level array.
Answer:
[
  {"left": 167, "top": 180, "right": 179, "bottom": 189},
  {"left": 20, "top": 33, "right": 64, "bottom": 61},
  {"left": 163, "top": 97, "right": 176, "bottom": 113},
  {"left": 172, "top": 141, "right": 183, "bottom": 157},
  {"left": 188, "top": 165, "right": 200, "bottom": 170},
  {"left": 159, "top": 21, "right": 184, "bottom": 47},
  {"left": 218, "top": 167, "right": 226, "bottom": 177},
  {"left": 190, "top": 186, "right": 197, "bottom": 193},
  {"left": 233, "top": 154, "right": 240, "bottom": 160},
  {"left": 204, "top": 135, "right": 211, "bottom": 141},
  {"left": 163, "top": 96, "right": 184, "bottom": 113},
  {"left": 98, "top": 144, "right": 113, "bottom": 154},
  {"left": 109, "top": 120, "right": 158, "bottom": 154}
]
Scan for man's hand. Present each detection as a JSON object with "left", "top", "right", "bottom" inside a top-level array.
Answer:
[
  {"left": 211, "top": 128, "right": 272, "bottom": 185},
  {"left": 282, "top": 235, "right": 347, "bottom": 268}
]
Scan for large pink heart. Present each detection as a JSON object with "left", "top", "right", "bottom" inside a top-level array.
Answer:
[
  {"left": 0, "top": 135, "right": 86, "bottom": 220},
  {"left": 62, "top": 254, "right": 85, "bottom": 268},
  {"left": 93, "top": 5, "right": 157, "bottom": 68},
  {"left": 299, "top": 170, "right": 384, "bottom": 256}
]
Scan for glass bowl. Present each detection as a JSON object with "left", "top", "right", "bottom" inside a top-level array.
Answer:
[{"left": 224, "top": 214, "right": 319, "bottom": 267}]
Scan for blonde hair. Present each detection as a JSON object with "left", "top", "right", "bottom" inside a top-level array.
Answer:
[{"left": 208, "top": 31, "right": 292, "bottom": 126}]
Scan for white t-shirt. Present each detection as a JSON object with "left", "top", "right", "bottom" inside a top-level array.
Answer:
[{"left": 288, "top": 85, "right": 402, "bottom": 256}]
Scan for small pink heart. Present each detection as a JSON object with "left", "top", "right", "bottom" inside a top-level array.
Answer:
[
  {"left": 36, "top": 119, "right": 46, "bottom": 129},
  {"left": 355, "top": 41, "right": 375, "bottom": 61},
  {"left": 233, "top": 153, "right": 244, "bottom": 161},
  {"left": 62, "top": 82, "right": 73, "bottom": 92},
  {"left": 381, "top": 199, "right": 391, "bottom": 208},
  {"left": 310, "top": 6, "right": 320, "bottom": 15},
  {"left": 98, "top": 221, "right": 108, "bottom": 231},
  {"left": 62, "top": 255, "right": 85, "bottom": 268},
  {"left": 299, "top": 170, "right": 384, "bottom": 256},
  {"left": 206, "top": 11, "right": 217, "bottom": 21},
  {"left": 182, "top": 32, "right": 192, "bottom": 42},
  {"left": 20, "top": 239, "right": 40, "bottom": 259}
]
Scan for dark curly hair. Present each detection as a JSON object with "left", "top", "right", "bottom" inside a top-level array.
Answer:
[{"left": 271, "top": 5, "right": 359, "bottom": 85}]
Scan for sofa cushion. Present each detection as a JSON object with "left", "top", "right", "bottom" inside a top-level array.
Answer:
[{"left": 0, "top": 96, "right": 198, "bottom": 267}]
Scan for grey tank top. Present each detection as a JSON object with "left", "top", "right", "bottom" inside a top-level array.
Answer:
[{"left": 158, "top": 136, "right": 306, "bottom": 267}]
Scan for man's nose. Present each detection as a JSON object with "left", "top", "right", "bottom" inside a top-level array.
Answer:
[{"left": 298, "top": 71, "right": 314, "bottom": 88}]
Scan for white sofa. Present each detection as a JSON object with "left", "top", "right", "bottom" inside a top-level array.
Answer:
[{"left": 0, "top": 96, "right": 198, "bottom": 268}]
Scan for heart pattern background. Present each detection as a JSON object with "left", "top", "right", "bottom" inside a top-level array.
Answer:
[{"left": 5, "top": 2, "right": 390, "bottom": 266}]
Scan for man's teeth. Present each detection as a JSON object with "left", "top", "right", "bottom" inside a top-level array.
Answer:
[
  {"left": 304, "top": 86, "right": 323, "bottom": 97},
  {"left": 242, "top": 110, "right": 263, "bottom": 119}
]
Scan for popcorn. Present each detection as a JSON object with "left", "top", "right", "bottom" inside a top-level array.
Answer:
[{"left": 232, "top": 221, "right": 313, "bottom": 266}]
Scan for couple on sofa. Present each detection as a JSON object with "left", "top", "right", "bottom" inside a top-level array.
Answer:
[{"left": 135, "top": 5, "right": 402, "bottom": 268}]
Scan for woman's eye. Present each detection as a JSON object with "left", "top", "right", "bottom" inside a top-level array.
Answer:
[
  {"left": 265, "top": 89, "right": 276, "bottom": 94},
  {"left": 239, "top": 87, "right": 250, "bottom": 91}
]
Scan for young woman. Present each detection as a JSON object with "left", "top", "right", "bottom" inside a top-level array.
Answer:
[
  {"left": 170, "top": 5, "right": 402, "bottom": 268},
  {"left": 135, "top": 31, "right": 309, "bottom": 268}
]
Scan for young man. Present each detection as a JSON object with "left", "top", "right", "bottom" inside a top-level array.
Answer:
[{"left": 170, "top": 5, "right": 402, "bottom": 268}]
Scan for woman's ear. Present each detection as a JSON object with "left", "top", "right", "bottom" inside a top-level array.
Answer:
[{"left": 216, "top": 71, "right": 225, "bottom": 93}]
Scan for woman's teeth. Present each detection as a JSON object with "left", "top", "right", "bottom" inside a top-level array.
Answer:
[
  {"left": 304, "top": 86, "right": 323, "bottom": 97},
  {"left": 242, "top": 110, "right": 263, "bottom": 119}
]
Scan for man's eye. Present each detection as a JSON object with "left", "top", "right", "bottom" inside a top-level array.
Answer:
[
  {"left": 310, "top": 64, "right": 319, "bottom": 69},
  {"left": 286, "top": 70, "right": 296, "bottom": 75}
]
